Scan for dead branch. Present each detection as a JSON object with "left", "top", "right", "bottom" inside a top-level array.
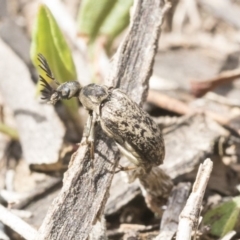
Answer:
[
  {"left": 175, "top": 158, "right": 213, "bottom": 240},
  {"left": 147, "top": 90, "right": 192, "bottom": 115},
  {"left": 190, "top": 68, "right": 240, "bottom": 98},
  {"left": 155, "top": 182, "right": 191, "bottom": 240},
  {"left": 0, "top": 204, "right": 37, "bottom": 240},
  {"left": 36, "top": 0, "right": 169, "bottom": 239},
  {"left": 147, "top": 90, "right": 230, "bottom": 125}
]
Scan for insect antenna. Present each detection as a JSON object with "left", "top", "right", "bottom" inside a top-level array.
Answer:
[
  {"left": 39, "top": 75, "right": 56, "bottom": 101},
  {"left": 37, "top": 54, "right": 62, "bottom": 102},
  {"left": 37, "top": 53, "right": 60, "bottom": 86}
]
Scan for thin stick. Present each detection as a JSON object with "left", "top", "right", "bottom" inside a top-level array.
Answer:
[
  {"left": 176, "top": 158, "right": 213, "bottom": 240},
  {"left": 155, "top": 182, "right": 191, "bottom": 240},
  {"left": 221, "top": 231, "right": 236, "bottom": 240},
  {"left": 147, "top": 90, "right": 192, "bottom": 115},
  {"left": 191, "top": 68, "right": 240, "bottom": 98},
  {"left": 0, "top": 204, "right": 37, "bottom": 240},
  {"left": 147, "top": 90, "right": 229, "bottom": 125}
]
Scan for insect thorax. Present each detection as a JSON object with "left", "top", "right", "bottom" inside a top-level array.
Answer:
[{"left": 79, "top": 84, "right": 109, "bottom": 114}]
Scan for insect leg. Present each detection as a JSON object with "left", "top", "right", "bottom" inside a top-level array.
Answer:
[
  {"left": 82, "top": 111, "right": 93, "bottom": 143},
  {"left": 115, "top": 165, "right": 138, "bottom": 173},
  {"left": 88, "top": 112, "right": 97, "bottom": 161},
  {"left": 82, "top": 111, "right": 96, "bottom": 160},
  {"left": 82, "top": 111, "right": 97, "bottom": 179},
  {"left": 88, "top": 112, "right": 97, "bottom": 180}
]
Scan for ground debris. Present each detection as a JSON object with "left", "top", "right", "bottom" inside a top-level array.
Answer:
[{"left": 1, "top": 0, "right": 240, "bottom": 239}]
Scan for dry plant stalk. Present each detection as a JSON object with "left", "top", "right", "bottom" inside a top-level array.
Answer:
[
  {"left": 191, "top": 68, "right": 240, "bottom": 98},
  {"left": 155, "top": 182, "right": 192, "bottom": 240},
  {"left": 176, "top": 158, "right": 213, "bottom": 240},
  {"left": 0, "top": 204, "right": 37, "bottom": 240},
  {"left": 147, "top": 90, "right": 230, "bottom": 125},
  {"left": 147, "top": 90, "right": 192, "bottom": 115},
  {"left": 36, "top": 0, "right": 171, "bottom": 239}
]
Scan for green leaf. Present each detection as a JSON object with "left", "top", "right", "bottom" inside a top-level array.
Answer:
[
  {"left": 77, "top": 0, "right": 117, "bottom": 41},
  {"left": 99, "top": 0, "right": 133, "bottom": 48},
  {"left": 31, "top": 5, "right": 77, "bottom": 87},
  {"left": 0, "top": 123, "right": 19, "bottom": 140},
  {"left": 30, "top": 5, "right": 82, "bottom": 134},
  {"left": 203, "top": 196, "right": 240, "bottom": 237}
]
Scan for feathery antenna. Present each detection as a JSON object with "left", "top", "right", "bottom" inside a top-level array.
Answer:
[{"left": 37, "top": 54, "right": 58, "bottom": 102}]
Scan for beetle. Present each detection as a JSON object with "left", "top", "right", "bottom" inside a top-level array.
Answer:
[{"left": 37, "top": 54, "right": 165, "bottom": 176}]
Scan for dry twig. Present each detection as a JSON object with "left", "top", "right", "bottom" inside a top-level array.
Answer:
[
  {"left": 147, "top": 90, "right": 192, "bottom": 115},
  {"left": 155, "top": 182, "right": 191, "bottom": 240},
  {"left": 0, "top": 204, "right": 37, "bottom": 240},
  {"left": 147, "top": 90, "right": 230, "bottom": 125},
  {"left": 191, "top": 68, "right": 240, "bottom": 98},
  {"left": 176, "top": 158, "right": 213, "bottom": 240}
]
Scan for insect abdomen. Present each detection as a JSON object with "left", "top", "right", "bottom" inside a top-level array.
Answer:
[{"left": 100, "top": 89, "right": 165, "bottom": 169}]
